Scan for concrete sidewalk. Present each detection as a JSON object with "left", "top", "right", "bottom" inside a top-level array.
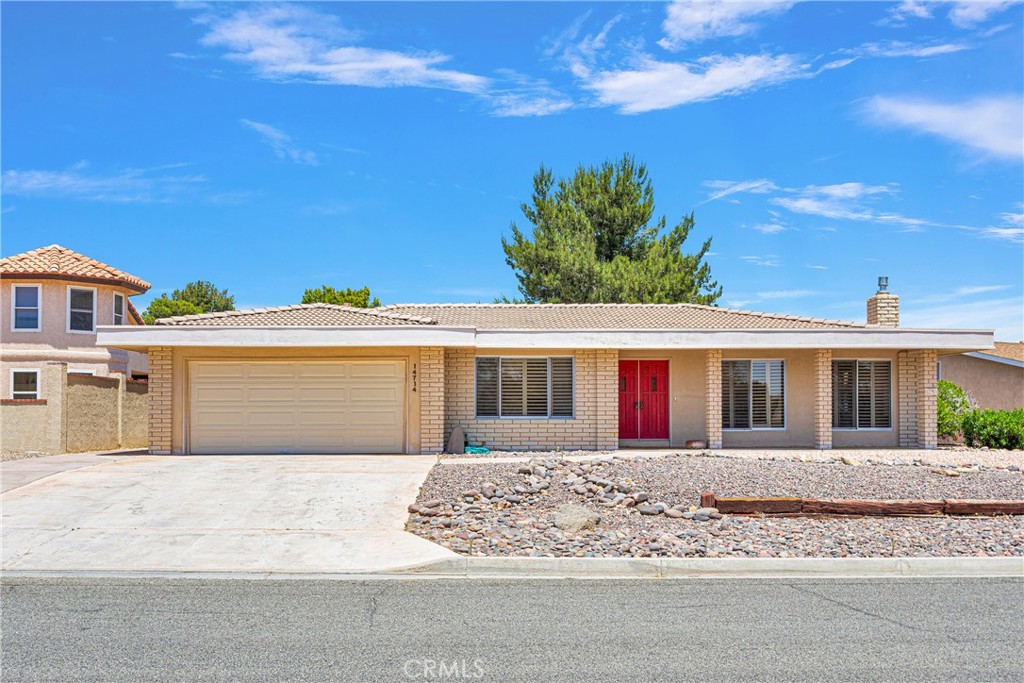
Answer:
[
  {"left": 1, "top": 455, "right": 455, "bottom": 574},
  {"left": 1, "top": 450, "right": 145, "bottom": 493}
]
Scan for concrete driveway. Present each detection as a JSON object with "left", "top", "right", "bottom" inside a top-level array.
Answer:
[{"left": 1, "top": 455, "right": 455, "bottom": 575}]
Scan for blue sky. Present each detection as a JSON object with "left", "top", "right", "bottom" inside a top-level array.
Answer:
[{"left": 2, "top": 1, "right": 1022, "bottom": 338}]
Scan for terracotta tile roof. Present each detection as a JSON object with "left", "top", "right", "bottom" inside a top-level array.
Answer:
[
  {"left": 989, "top": 341, "right": 1024, "bottom": 362},
  {"left": 377, "top": 303, "right": 864, "bottom": 330},
  {"left": 0, "top": 244, "right": 150, "bottom": 293},
  {"left": 155, "top": 303, "right": 436, "bottom": 326}
]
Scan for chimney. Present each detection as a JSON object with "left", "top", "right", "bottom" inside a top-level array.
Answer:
[{"left": 866, "top": 276, "right": 899, "bottom": 327}]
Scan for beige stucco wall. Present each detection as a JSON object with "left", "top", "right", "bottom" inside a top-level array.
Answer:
[
  {"left": 1, "top": 279, "right": 148, "bottom": 398},
  {"left": 939, "top": 354, "right": 1024, "bottom": 410},
  {"left": 65, "top": 374, "right": 121, "bottom": 452},
  {"left": 0, "top": 362, "right": 147, "bottom": 455},
  {"left": 444, "top": 348, "right": 619, "bottom": 452},
  {"left": 165, "top": 347, "right": 423, "bottom": 455}
]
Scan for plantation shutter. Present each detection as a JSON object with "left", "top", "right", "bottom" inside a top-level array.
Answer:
[
  {"left": 525, "top": 358, "right": 549, "bottom": 416},
  {"left": 722, "top": 361, "right": 751, "bottom": 429},
  {"left": 475, "top": 358, "right": 499, "bottom": 417},
  {"left": 749, "top": 360, "right": 785, "bottom": 428},
  {"left": 476, "top": 357, "right": 575, "bottom": 418},
  {"left": 832, "top": 360, "right": 856, "bottom": 428},
  {"left": 550, "top": 357, "right": 574, "bottom": 417},
  {"left": 857, "top": 361, "right": 891, "bottom": 428},
  {"left": 501, "top": 359, "right": 526, "bottom": 416}
]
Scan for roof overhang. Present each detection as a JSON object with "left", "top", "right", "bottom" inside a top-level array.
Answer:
[
  {"left": 3, "top": 272, "right": 149, "bottom": 294},
  {"left": 96, "top": 324, "right": 994, "bottom": 352},
  {"left": 941, "top": 351, "right": 1024, "bottom": 368}
]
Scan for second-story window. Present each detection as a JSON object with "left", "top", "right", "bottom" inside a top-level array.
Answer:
[
  {"left": 68, "top": 287, "right": 96, "bottom": 332},
  {"left": 12, "top": 285, "right": 41, "bottom": 331},
  {"left": 113, "top": 293, "right": 125, "bottom": 325}
]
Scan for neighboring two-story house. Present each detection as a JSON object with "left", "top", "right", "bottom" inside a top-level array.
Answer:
[{"left": 1, "top": 244, "right": 151, "bottom": 455}]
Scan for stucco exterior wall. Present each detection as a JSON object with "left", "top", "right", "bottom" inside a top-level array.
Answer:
[
  {"left": 0, "top": 362, "right": 148, "bottom": 456},
  {"left": 444, "top": 348, "right": 619, "bottom": 452},
  {"left": 939, "top": 354, "right": 1024, "bottom": 410},
  {"left": 0, "top": 279, "right": 148, "bottom": 398},
  {"left": 166, "top": 346, "right": 423, "bottom": 455},
  {"left": 66, "top": 374, "right": 121, "bottom": 453}
]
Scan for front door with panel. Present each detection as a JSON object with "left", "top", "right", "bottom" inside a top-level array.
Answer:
[{"left": 618, "top": 360, "right": 669, "bottom": 440}]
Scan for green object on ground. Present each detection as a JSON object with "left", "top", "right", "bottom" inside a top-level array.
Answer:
[{"left": 465, "top": 446, "right": 490, "bottom": 454}]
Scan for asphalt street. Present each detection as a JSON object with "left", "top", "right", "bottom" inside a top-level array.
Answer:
[{"left": 2, "top": 577, "right": 1021, "bottom": 682}]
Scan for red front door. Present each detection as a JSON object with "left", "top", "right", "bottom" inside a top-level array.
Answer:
[{"left": 618, "top": 360, "right": 669, "bottom": 440}]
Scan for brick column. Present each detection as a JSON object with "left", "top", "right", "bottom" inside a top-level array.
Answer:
[
  {"left": 594, "top": 349, "right": 620, "bottom": 451},
  {"left": 148, "top": 347, "right": 173, "bottom": 455},
  {"left": 917, "top": 349, "right": 938, "bottom": 449},
  {"left": 814, "top": 349, "right": 833, "bottom": 449},
  {"left": 705, "top": 349, "right": 722, "bottom": 449},
  {"left": 419, "top": 347, "right": 445, "bottom": 454},
  {"left": 898, "top": 350, "right": 920, "bottom": 448}
]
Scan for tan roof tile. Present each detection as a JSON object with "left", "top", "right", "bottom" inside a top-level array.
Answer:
[
  {"left": 378, "top": 303, "right": 864, "bottom": 330},
  {"left": 0, "top": 244, "right": 150, "bottom": 293},
  {"left": 990, "top": 341, "right": 1024, "bottom": 362},
  {"left": 155, "top": 303, "right": 435, "bottom": 326}
]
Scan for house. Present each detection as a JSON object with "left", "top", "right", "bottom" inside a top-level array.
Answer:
[
  {"left": 939, "top": 342, "right": 1024, "bottom": 410},
  {"left": 95, "top": 280, "right": 993, "bottom": 456},
  {"left": 1, "top": 244, "right": 151, "bottom": 455}
]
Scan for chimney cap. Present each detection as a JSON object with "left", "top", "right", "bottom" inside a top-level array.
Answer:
[{"left": 877, "top": 276, "right": 889, "bottom": 293}]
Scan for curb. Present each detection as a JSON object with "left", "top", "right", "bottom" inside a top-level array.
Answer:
[
  {"left": 2, "top": 557, "right": 1020, "bottom": 580},
  {"left": 394, "top": 555, "right": 1024, "bottom": 579}
]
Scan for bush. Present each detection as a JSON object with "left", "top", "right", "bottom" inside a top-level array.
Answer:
[
  {"left": 936, "top": 380, "right": 975, "bottom": 438},
  {"left": 961, "top": 409, "right": 1024, "bottom": 450}
]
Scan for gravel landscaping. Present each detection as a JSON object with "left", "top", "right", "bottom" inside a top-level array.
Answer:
[{"left": 408, "top": 452, "right": 1024, "bottom": 559}]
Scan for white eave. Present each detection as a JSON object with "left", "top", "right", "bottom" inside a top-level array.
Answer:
[{"left": 96, "top": 324, "right": 994, "bottom": 352}]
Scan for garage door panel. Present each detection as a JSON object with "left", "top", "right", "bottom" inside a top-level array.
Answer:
[{"left": 190, "top": 361, "right": 405, "bottom": 454}]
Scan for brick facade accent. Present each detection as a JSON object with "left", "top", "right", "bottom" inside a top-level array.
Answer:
[
  {"left": 917, "top": 349, "right": 938, "bottom": 449},
  {"left": 814, "top": 348, "right": 833, "bottom": 449},
  {"left": 705, "top": 349, "right": 722, "bottom": 449},
  {"left": 443, "top": 348, "right": 619, "bottom": 451},
  {"left": 898, "top": 349, "right": 937, "bottom": 449},
  {"left": 148, "top": 346, "right": 172, "bottom": 454},
  {"left": 866, "top": 292, "right": 900, "bottom": 327},
  {"left": 419, "top": 346, "right": 445, "bottom": 454}
]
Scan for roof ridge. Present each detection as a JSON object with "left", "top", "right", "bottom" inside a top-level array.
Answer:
[
  {"left": 380, "top": 302, "right": 863, "bottom": 328},
  {"left": 155, "top": 303, "right": 436, "bottom": 325}
]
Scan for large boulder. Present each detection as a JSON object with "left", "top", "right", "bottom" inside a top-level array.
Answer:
[{"left": 551, "top": 504, "right": 600, "bottom": 533}]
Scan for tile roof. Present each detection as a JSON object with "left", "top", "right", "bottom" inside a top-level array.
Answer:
[
  {"left": 377, "top": 303, "right": 864, "bottom": 330},
  {"left": 989, "top": 341, "right": 1024, "bottom": 362},
  {"left": 154, "top": 303, "right": 436, "bottom": 326},
  {"left": 0, "top": 244, "right": 150, "bottom": 293}
]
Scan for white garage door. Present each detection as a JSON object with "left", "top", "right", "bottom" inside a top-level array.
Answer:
[{"left": 189, "top": 361, "right": 405, "bottom": 454}]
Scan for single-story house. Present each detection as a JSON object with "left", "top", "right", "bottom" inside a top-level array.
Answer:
[
  {"left": 939, "top": 341, "right": 1024, "bottom": 410},
  {"left": 96, "top": 284, "right": 993, "bottom": 455}
]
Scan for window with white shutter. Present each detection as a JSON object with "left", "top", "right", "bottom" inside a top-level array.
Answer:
[
  {"left": 475, "top": 357, "right": 574, "bottom": 419},
  {"left": 722, "top": 360, "right": 785, "bottom": 430},
  {"left": 832, "top": 360, "right": 891, "bottom": 429}
]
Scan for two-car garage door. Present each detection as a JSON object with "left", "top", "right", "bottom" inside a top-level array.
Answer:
[{"left": 189, "top": 361, "right": 405, "bottom": 454}]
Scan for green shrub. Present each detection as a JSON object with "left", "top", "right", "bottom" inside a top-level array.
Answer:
[
  {"left": 961, "top": 409, "right": 1024, "bottom": 450},
  {"left": 936, "top": 380, "right": 975, "bottom": 438}
]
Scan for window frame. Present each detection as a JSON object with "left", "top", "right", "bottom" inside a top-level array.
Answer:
[
  {"left": 113, "top": 292, "right": 126, "bottom": 326},
  {"left": 11, "top": 284, "right": 42, "bottom": 332},
  {"left": 721, "top": 358, "right": 787, "bottom": 431},
  {"left": 474, "top": 355, "right": 575, "bottom": 420},
  {"left": 832, "top": 358, "right": 894, "bottom": 431},
  {"left": 66, "top": 286, "right": 97, "bottom": 334},
  {"left": 10, "top": 368, "right": 40, "bottom": 400}
]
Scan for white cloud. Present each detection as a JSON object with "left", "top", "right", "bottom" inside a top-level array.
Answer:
[
  {"left": 489, "top": 70, "right": 573, "bottom": 117},
  {"left": 883, "top": 0, "right": 935, "bottom": 25},
  {"left": 587, "top": 53, "right": 806, "bottom": 114},
  {"left": 241, "top": 119, "right": 318, "bottom": 165},
  {"left": 981, "top": 227, "right": 1024, "bottom": 243},
  {"left": 740, "top": 254, "right": 781, "bottom": 267},
  {"left": 854, "top": 40, "right": 970, "bottom": 58},
  {"left": 955, "top": 285, "right": 1011, "bottom": 296},
  {"left": 807, "top": 264, "right": 828, "bottom": 270},
  {"left": 902, "top": 296, "right": 1024, "bottom": 340},
  {"left": 867, "top": 95, "right": 1024, "bottom": 160},
  {"left": 701, "top": 178, "right": 779, "bottom": 203},
  {"left": 947, "top": 1, "right": 1020, "bottom": 28},
  {"left": 755, "top": 289, "right": 818, "bottom": 299},
  {"left": 198, "top": 4, "right": 488, "bottom": 93},
  {"left": 658, "top": 1, "right": 793, "bottom": 50},
  {"left": 752, "top": 222, "right": 787, "bottom": 234},
  {"left": 1000, "top": 208, "right": 1024, "bottom": 228},
  {"left": 2, "top": 162, "right": 205, "bottom": 202}
]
